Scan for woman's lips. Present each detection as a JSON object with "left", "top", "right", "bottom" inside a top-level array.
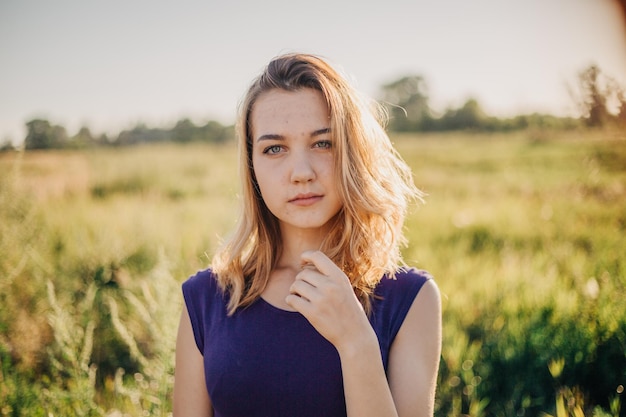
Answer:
[{"left": 289, "top": 193, "right": 323, "bottom": 206}]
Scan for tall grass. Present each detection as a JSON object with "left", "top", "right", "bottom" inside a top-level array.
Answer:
[
  {"left": 0, "top": 132, "right": 624, "bottom": 416},
  {"left": 397, "top": 130, "right": 625, "bottom": 416}
]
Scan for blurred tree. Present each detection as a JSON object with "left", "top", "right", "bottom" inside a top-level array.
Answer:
[
  {"left": 572, "top": 65, "right": 626, "bottom": 128},
  {"left": 24, "top": 119, "right": 68, "bottom": 150},
  {"left": 116, "top": 123, "right": 169, "bottom": 146},
  {"left": 616, "top": 90, "right": 626, "bottom": 126},
  {"left": 172, "top": 118, "right": 196, "bottom": 143},
  {"left": 70, "top": 126, "right": 95, "bottom": 148},
  {"left": 96, "top": 133, "right": 111, "bottom": 146},
  {"left": 381, "top": 75, "right": 432, "bottom": 131},
  {"left": 579, "top": 65, "right": 610, "bottom": 127},
  {"left": 440, "top": 98, "right": 487, "bottom": 130},
  {"left": 172, "top": 118, "right": 234, "bottom": 143},
  {"left": 0, "top": 138, "right": 14, "bottom": 152},
  {"left": 199, "top": 120, "right": 233, "bottom": 143}
]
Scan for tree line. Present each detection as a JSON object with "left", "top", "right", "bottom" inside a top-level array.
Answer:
[
  {"left": 380, "top": 64, "right": 626, "bottom": 132},
  {"left": 8, "top": 118, "right": 234, "bottom": 152},
  {"left": 3, "top": 64, "right": 624, "bottom": 152}
]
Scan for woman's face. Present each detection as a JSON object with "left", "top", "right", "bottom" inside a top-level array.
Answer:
[{"left": 250, "top": 88, "right": 343, "bottom": 234}]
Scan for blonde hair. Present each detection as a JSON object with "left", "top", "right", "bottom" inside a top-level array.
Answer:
[{"left": 212, "top": 53, "right": 422, "bottom": 315}]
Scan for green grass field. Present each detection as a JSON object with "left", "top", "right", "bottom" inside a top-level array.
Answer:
[{"left": 1, "top": 129, "right": 624, "bottom": 416}]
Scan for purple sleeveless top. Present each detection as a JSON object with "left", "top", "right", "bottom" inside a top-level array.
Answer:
[{"left": 182, "top": 267, "right": 430, "bottom": 417}]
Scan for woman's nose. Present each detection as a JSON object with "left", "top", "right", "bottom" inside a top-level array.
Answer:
[{"left": 290, "top": 151, "right": 316, "bottom": 183}]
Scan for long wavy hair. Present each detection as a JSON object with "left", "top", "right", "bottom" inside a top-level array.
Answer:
[{"left": 212, "top": 53, "right": 422, "bottom": 315}]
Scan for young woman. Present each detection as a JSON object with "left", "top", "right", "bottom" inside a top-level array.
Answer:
[{"left": 174, "top": 53, "right": 442, "bottom": 417}]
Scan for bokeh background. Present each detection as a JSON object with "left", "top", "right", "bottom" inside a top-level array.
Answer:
[{"left": 1, "top": 1, "right": 625, "bottom": 416}]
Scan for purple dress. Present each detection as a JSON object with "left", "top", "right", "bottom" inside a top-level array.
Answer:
[{"left": 182, "top": 267, "right": 431, "bottom": 417}]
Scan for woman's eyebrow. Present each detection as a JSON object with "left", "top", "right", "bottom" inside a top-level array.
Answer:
[
  {"left": 256, "top": 133, "right": 284, "bottom": 142},
  {"left": 256, "top": 128, "right": 330, "bottom": 142},
  {"left": 312, "top": 127, "right": 331, "bottom": 137}
]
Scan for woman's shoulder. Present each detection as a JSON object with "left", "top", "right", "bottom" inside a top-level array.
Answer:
[
  {"left": 394, "top": 267, "right": 433, "bottom": 281},
  {"left": 376, "top": 267, "right": 433, "bottom": 296},
  {"left": 370, "top": 267, "right": 437, "bottom": 353},
  {"left": 182, "top": 267, "right": 220, "bottom": 294}
]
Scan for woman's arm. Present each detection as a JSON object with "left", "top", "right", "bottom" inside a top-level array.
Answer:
[
  {"left": 388, "top": 279, "right": 442, "bottom": 416},
  {"left": 335, "top": 280, "right": 441, "bottom": 417},
  {"left": 287, "top": 251, "right": 442, "bottom": 417},
  {"left": 173, "top": 304, "right": 213, "bottom": 417}
]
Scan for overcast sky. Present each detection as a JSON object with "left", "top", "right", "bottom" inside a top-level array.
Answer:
[{"left": 1, "top": 0, "right": 625, "bottom": 143}]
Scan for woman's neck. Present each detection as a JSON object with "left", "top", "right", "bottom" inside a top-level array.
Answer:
[{"left": 276, "top": 225, "right": 328, "bottom": 271}]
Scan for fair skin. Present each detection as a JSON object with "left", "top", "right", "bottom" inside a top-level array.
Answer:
[{"left": 173, "top": 88, "right": 442, "bottom": 417}]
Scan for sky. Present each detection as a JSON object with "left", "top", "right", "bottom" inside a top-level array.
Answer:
[{"left": 1, "top": 0, "right": 625, "bottom": 144}]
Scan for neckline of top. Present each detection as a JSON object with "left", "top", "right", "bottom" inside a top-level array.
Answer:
[{"left": 258, "top": 296, "right": 302, "bottom": 315}]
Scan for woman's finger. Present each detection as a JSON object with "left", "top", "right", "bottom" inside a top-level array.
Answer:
[
  {"left": 300, "top": 250, "right": 341, "bottom": 277},
  {"left": 294, "top": 266, "right": 326, "bottom": 288},
  {"left": 285, "top": 292, "right": 314, "bottom": 315},
  {"left": 289, "top": 277, "right": 321, "bottom": 302}
]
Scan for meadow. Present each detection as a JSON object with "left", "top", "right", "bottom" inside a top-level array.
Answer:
[{"left": 0, "top": 129, "right": 624, "bottom": 416}]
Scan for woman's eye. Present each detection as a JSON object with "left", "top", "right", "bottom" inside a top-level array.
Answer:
[
  {"left": 314, "top": 140, "right": 332, "bottom": 149},
  {"left": 263, "top": 145, "right": 283, "bottom": 154}
]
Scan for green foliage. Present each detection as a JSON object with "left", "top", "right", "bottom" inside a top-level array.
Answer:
[
  {"left": 381, "top": 75, "right": 432, "bottom": 131},
  {"left": 0, "top": 139, "right": 15, "bottom": 152},
  {"left": 439, "top": 98, "right": 487, "bottom": 131},
  {"left": 397, "top": 130, "right": 626, "bottom": 416},
  {"left": 21, "top": 117, "right": 234, "bottom": 151},
  {"left": 1, "top": 131, "right": 625, "bottom": 415},
  {"left": 24, "top": 119, "right": 69, "bottom": 150},
  {"left": 114, "top": 119, "right": 236, "bottom": 146},
  {"left": 0, "top": 346, "right": 47, "bottom": 417},
  {"left": 572, "top": 65, "right": 626, "bottom": 128},
  {"left": 380, "top": 64, "right": 625, "bottom": 132}
]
